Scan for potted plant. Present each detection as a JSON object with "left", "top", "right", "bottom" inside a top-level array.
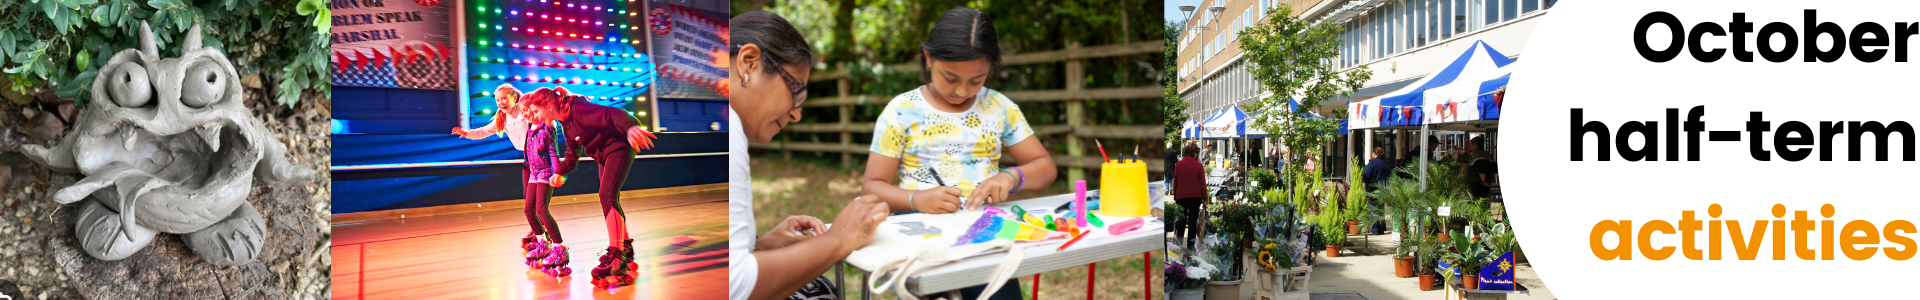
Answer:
[
  {"left": 1249, "top": 168, "right": 1279, "bottom": 191},
  {"left": 1215, "top": 198, "right": 1268, "bottom": 248},
  {"left": 1391, "top": 225, "right": 1421, "bottom": 278},
  {"left": 1440, "top": 229, "right": 1493, "bottom": 291},
  {"left": 1166, "top": 245, "right": 1216, "bottom": 300},
  {"left": 1251, "top": 201, "right": 1313, "bottom": 298},
  {"left": 1201, "top": 236, "right": 1244, "bottom": 300},
  {"left": 1251, "top": 201, "right": 1308, "bottom": 273},
  {"left": 1342, "top": 157, "right": 1372, "bottom": 235},
  {"left": 1371, "top": 173, "right": 1424, "bottom": 278},
  {"left": 1314, "top": 210, "right": 1348, "bottom": 257},
  {"left": 1415, "top": 231, "right": 1447, "bottom": 291}
]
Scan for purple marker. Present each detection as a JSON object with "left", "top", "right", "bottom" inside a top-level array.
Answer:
[{"left": 1074, "top": 180, "right": 1089, "bottom": 227}]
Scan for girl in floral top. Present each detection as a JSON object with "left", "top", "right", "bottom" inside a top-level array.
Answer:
[{"left": 861, "top": 7, "right": 1057, "bottom": 217}]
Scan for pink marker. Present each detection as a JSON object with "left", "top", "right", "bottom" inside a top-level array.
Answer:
[
  {"left": 1073, "top": 180, "right": 1089, "bottom": 227},
  {"left": 1108, "top": 217, "right": 1144, "bottom": 235}
]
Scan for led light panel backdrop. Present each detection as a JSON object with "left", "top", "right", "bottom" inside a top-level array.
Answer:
[{"left": 465, "top": 0, "right": 657, "bottom": 130}]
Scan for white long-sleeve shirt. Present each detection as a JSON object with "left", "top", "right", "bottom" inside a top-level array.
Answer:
[
  {"left": 461, "top": 114, "right": 531, "bottom": 150},
  {"left": 728, "top": 108, "right": 758, "bottom": 300}
]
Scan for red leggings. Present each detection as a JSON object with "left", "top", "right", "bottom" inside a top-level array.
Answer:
[{"left": 523, "top": 168, "right": 561, "bottom": 242}]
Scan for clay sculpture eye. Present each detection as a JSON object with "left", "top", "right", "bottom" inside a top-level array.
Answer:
[
  {"left": 108, "top": 63, "right": 154, "bottom": 108},
  {"left": 180, "top": 60, "right": 227, "bottom": 108}
]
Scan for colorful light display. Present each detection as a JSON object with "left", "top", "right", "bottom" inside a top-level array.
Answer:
[{"left": 466, "top": 0, "right": 654, "bottom": 125}]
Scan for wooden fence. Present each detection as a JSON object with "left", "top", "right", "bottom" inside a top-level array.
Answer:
[{"left": 748, "top": 41, "right": 1167, "bottom": 182}]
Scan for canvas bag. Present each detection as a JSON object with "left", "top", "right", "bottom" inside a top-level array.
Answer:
[{"left": 847, "top": 237, "right": 1023, "bottom": 300}]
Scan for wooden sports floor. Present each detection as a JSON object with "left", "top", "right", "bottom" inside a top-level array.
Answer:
[{"left": 331, "top": 189, "right": 728, "bottom": 300}]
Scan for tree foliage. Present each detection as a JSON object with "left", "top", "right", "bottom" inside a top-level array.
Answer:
[
  {"left": 0, "top": 0, "right": 330, "bottom": 107},
  {"left": 1163, "top": 20, "right": 1188, "bottom": 141},
  {"left": 1236, "top": 4, "right": 1371, "bottom": 176}
]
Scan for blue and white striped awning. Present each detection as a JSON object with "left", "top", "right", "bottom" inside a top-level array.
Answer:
[{"left": 1347, "top": 40, "right": 1518, "bottom": 130}]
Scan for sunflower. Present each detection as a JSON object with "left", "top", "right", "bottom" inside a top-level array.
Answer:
[{"left": 1257, "top": 250, "right": 1278, "bottom": 272}]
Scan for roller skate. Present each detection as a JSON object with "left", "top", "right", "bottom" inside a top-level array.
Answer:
[
  {"left": 541, "top": 244, "right": 573, "bottom": 277},
  {"left": 590, "top": 239, "right": 638, "bottom": 289},
  {"left": 524, "top": 238, "right": 549, "bottom": 267}
]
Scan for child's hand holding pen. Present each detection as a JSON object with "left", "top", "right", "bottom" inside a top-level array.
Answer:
[
  {"left": 909, "top": 187, "right": 965, "bottom": 214},
  {"left": 913, "top": 168, "right": 965, "bottom": 214}
]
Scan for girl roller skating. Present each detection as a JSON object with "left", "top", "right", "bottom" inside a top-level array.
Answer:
[
  {"left": 522, "top": 87, "right": 658, "bottom": 289},
  {"left": 453, "top": 84, "right": 572, "bottom": 277}
]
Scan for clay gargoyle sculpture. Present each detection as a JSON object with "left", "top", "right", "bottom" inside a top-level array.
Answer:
[{"left": 17, "top": 22, "right": 313, "bottom": 265}]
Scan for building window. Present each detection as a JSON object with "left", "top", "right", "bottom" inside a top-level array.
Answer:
[{"left": 1502, "top": 0, "right": 1519, "bottom": 22}]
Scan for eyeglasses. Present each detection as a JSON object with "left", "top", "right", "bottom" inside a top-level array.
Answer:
[{"left": 770, "top": 64, "right": 808, "bottom": 108}]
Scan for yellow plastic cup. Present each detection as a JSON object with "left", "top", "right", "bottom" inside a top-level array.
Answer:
[{"left": 1099, "top": 160, "right": 1149, "bottom": 217}]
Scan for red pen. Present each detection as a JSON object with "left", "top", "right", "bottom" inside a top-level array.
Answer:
[
  {"left": 1056, "top": 230, "right": 1091, "bottom": 251},
  {"left": 1095, "top": 140, "right": 1109, "bottom": 162}
]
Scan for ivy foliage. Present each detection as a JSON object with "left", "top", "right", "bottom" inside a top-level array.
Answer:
[{"left": 1, "top": 0, "right": 330, "bottom": 107}]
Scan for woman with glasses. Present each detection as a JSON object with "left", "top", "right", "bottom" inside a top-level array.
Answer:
[
  {"left": 728, "top": 11, "right": 891, "bottom": 300},
  {"left": 858, "top": 7, "right": 1056, "bottom": 300}
]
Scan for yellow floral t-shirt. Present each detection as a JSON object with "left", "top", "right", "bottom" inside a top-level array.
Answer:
[{"left": 870, "top": 86, "right": 1035, "bottom": 199}]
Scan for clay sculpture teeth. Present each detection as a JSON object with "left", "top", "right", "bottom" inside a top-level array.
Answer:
[
  {"left": 122, "top": 126, "right": 140, "bottom": 151},
  {"left": 197, "top": 123, "right": 222, "bottom": 152}
]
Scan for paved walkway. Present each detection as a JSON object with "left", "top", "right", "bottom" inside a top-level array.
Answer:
[{"left": 1174, "top": 232, "right": 1557, "bottom": 300}]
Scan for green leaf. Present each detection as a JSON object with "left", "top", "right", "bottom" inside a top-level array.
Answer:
[
  {"left": 55, "top": 68, "right": 95, "bottom": 101},
  {"left": 276, "top": 64, "right": 300, "bottom": 106},
  {"left": 294, "top": 0, "right": 316, "bottom": 15},
  {"left": 91, "top": 4, "right": 111, "bottom": 23},
  {"left": 0, "top": 32, "right": 12, "bottom": 64},
  {"left": 311, "top": 7, "right": 329, "bottom": 33},
  {"left": 42, "top": 0, "right": 59, "bottom": 20}
]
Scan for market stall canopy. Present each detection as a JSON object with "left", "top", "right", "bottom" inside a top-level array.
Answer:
[
  {"left": 1199, "top": 106, "right": 1249, "bottom": 140},
  {"left": 1180, "top": 119, "right": 1205, "bottom": 139},
  {"left": 1347, "top": 40, "right": 1516, "bottom": 130}
]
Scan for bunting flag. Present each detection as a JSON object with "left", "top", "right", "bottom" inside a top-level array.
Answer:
[
  {"left": 370, "top": 48, "right": 389, "bottom": 68},
  {"left": 434, "top": 42, "right": 451, "bottom": 61},
  {"left": 333, "top": 51, "right": 351, "bottom": 72},
  {"left": 332, "top": 0, "right": 451, "bottom": 88}
]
